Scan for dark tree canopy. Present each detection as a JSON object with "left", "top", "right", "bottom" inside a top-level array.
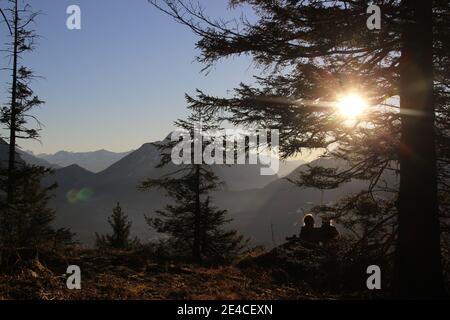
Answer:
[
  {"left": 0, "top": 165, "right": 75, "bottom": 255},
  {"left": 150, "top": 0, "right": 449, "bottom": 298}
]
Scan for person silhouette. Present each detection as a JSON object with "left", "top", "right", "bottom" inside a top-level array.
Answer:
[
  {"left": 319, "top": 217, "right": 339, "bottom": 243},
  {"left": 299, "top": 214, "right": 320, "bottom": 243}
]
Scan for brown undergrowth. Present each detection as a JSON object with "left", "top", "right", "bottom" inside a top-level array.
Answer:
[{"left": 0, "top": 246, "right": 326, "bottom": 300}]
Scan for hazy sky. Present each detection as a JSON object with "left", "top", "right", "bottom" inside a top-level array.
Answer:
[{"left": 0, "top": 0, "right": 259, "bottom": 154}]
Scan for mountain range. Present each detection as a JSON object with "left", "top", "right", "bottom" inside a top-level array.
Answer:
[
  {"left": 0, "top": 137, "right": 375, "bottom": 246},
  {"left": 35, "top": 149, "right": 133, "bottom": 173}
]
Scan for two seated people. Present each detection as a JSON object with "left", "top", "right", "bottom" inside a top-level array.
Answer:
[{"left": 287, "top": 214, "right": 339, "bottom": 245}]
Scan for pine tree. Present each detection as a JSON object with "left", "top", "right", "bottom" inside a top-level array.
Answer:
[
  {"left": 95, "top": 203, "right": 139, "bottom": 250},
  {"left": 140, "top": 108, "right": 246, "bottom": 262},
  {"left": 1, "top": 0, "right": 43, "bottom": 204},
  {"left": 0, "top": 2, "right": 74, "bottom": 260},
  {"left": 150, "top": 0, "right": 449, "bottom": 297},
  {"left": 0, "top": 165, "right": 75, "bottom": 262}
]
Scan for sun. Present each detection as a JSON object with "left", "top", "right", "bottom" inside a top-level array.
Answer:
[{"left": 337, "top": 94, "right": 368, "bottom": 118}]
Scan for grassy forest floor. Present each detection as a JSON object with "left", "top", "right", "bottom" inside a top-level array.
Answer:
[
  {"left": 0, "top": 246, "right": 331, "bottom": 300},
  {"left": 1, "top": 241, "right": 447, "bottom": 300}
]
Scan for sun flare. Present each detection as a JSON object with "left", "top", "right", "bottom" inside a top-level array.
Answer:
[{"left": 337, "top": 95, "right": 368, "bottom": 118}]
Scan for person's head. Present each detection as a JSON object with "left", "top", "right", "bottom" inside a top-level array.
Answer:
[
  {"left": 321, "top": 217, "right": 333, "bottom": 226},
  {"left": 303, "top": 214, "right": 315, "bottom": 228}
]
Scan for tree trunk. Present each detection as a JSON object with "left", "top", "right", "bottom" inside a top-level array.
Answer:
[
  {"left": 192, "top": 164, "right": 202, "bottom": 262},
  {"left": 395, "top": 0, "right": 445, "bottom": 298},
  {"left": 7, "top": 0, "right": 18, "bottom": 205}
]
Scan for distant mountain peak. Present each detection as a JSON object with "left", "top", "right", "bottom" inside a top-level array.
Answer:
[
  {"left": 0, "top": 139, "right": 58, "bottom": 169},
  {"left": 36, "top": 149, "right": 134, "bottom": 173},
  {"left": 59, "top": 163, "right": 94, "bottom": 174}
]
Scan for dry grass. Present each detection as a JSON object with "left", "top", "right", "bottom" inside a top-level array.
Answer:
[{"left": 0, "top": 248, "right": 320, "bottom": 300}]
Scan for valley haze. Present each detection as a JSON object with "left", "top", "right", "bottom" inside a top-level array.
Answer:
[{"left": 1, "top": 137, "right": 368, "bottom": 247}]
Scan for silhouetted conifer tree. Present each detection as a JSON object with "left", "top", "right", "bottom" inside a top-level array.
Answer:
[
  {"left": 95, "top": 203, "right": 139, "bottom": 250},
  {"left": 150, "top": 0, "right": 449, "bottom": 297},
  {"left": 0, "top": 2, "right": 74, "bottom": 261},
  {"left": 140, "top": 108, "right": 246, "bottom": 262},
  {"left": 0, "top": 165, "right": 75, "bottom": 261},
  {"left": 0, "top": 0, "right": 43, "bottom": 204}
]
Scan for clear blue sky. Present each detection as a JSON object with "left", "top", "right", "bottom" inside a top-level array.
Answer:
[{"left": 0, "top": 0, "right": 258, "bottom": 154}]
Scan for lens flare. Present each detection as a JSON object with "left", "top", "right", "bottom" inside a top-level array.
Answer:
[
  {"left": 337, "top": 95, "right": 367, "bottom": 118},
  {"left": 77, "top": 188, "right": 93, "bottom": 201},
  {"left": 66, "top": 188, "right": 94, "bottom": 204},
  {"left": 66, "top": 189, "right": 79, "bottom": 204}
]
